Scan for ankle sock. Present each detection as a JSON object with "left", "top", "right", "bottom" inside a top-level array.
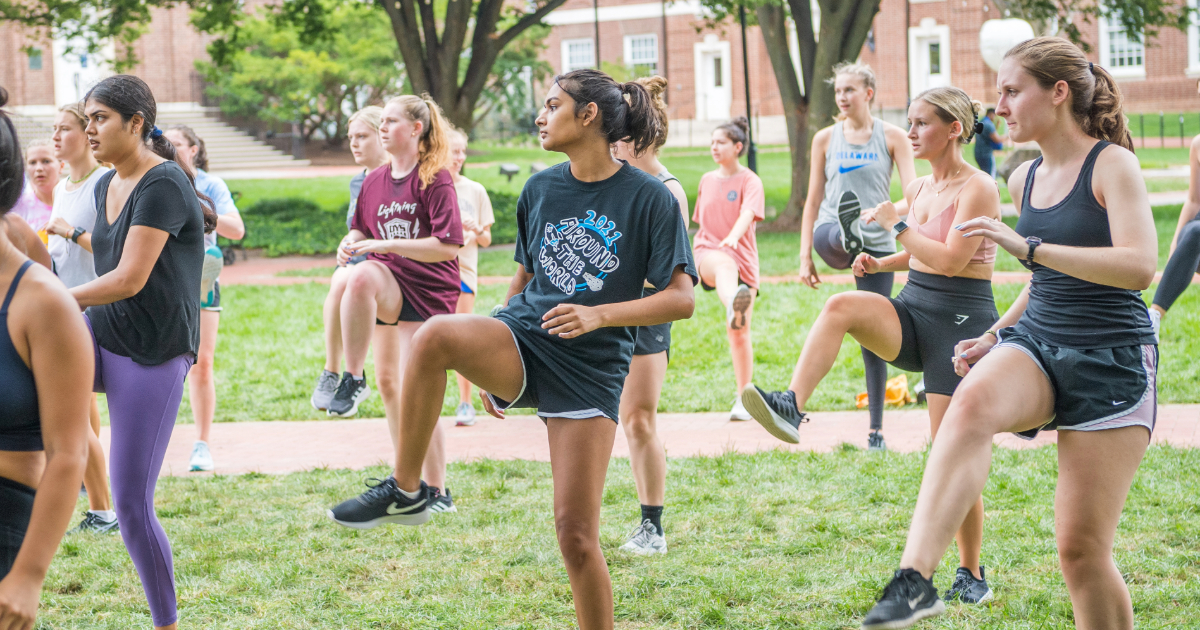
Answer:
[
  {"left": 640, "top": 504, "right": 664, "bottom": 536},
  {"left": 90, "top": 510, "right": 116, "bottom": 521},
  {"left": 397, "top": 486, "right": 421, "bottom": 500}
]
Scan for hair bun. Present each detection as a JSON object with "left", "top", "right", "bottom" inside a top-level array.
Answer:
[{"left": 731, "top": 116, "right": 750, "bottom": 134}]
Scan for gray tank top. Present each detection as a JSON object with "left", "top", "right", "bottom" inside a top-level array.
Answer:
[
  {"left": 655, "top": 170, "right": 678, "bottom": 184},
  {"left": 816, "top": 119, "right": 895, "bottom": 253}
]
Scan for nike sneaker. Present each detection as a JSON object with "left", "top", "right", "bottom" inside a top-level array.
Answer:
[
  {"left": 838, "top": 191, "right": 865, "bottom": 260},
  {"left": 327, "top": 477, "right": 430, "bottom": 529},
  {"left": 943, "top": 566, "right": 994, "bottom": 604},
  {"left": 861, "top": 568, "right": 946, "bottom": 629},
  {"left": 740, "top": 385, "right": 808, "bottom": 443},
  {"left": 619, "top": 519, "right": 667, "bottom": 555}
]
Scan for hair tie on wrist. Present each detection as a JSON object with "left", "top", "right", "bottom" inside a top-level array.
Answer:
[{"left": 150, "top": 126, "right": 163, "bottom": 139}]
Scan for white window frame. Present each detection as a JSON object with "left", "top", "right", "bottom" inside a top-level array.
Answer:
[
  {"left": 908, "top": 19, "right": 951, "bottom": 98},
  {"left": 1189, "top": 0, "right": 1200, "bottom": 76},
  {"left": 623, "top": 33, "right": 658, "bottom": 75},
  {"left": 1098, "top": 12, "right": 1145, "bottom": 79},
  {"left": 561, "top": 38, "right": 595, "bottom": 73}
]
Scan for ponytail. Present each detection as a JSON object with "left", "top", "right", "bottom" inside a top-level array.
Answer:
[
  {"left": 386, "top": 94, "right": 452, "bottom": 189},
  {"left": 1005, "top": 37, "right": 1133, "bottom": 152},
  {"left": 635, "top": 75, "right": 670, "bottom": 154},
  {"left": 554, "top": 69, "right": 662, "bottom": 156},
  {"left": 86, "top": 75, "right": 217, "bottom": 233}
]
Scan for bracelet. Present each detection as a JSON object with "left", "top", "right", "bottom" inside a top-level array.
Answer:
[{"left": 983, "top": 329, "right": 998, "bottom": 339}]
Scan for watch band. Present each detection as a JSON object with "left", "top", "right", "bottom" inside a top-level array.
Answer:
[
  {"left": 1022, "top": 236, "right": 1042, "bottom": 270},
  {"left": 892, "top": 220, "right": 909, "bottom": 237},
  {"left": 71, "top": 227, "right": 86, "bottom": 243}
]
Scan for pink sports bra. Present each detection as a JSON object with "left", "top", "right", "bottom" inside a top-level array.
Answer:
[{"left": 913, "top": 172, "right": 997, "bottom": 264}]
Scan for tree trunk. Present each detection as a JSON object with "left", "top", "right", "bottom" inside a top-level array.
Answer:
[{"left": 757, "top": 2, "right": 809, "bottom": 226}]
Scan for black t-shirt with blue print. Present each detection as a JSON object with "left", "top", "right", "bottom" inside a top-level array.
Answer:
[{"left": 496, "top": 161, "right": 697, "bottom": 417}]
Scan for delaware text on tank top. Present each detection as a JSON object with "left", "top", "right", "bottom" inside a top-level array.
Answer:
[
  {"left": 1013, "top": 141, "right": 1156, "bottom": 349},
  {"left": 817, "top": 118, "right": 895, "bottom": 253}
]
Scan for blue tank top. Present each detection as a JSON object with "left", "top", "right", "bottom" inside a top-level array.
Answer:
[
  {"left": 0, "top": 260, "right": 42, "bottom": 451},
  {"left": 1014, "top": 141, "right": 1156, "bottom": 349}
]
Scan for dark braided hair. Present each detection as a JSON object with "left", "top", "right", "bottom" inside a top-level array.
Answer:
[
  {"left": 85, "top": 75, "right": 217, "bottom": 232},
  {"left": 553, "top": 69, "right": 663, "bottom": 157}
]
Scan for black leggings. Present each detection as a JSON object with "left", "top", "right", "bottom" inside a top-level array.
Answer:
[
  {"left": 1153, "top": 218, "right": 1200, "bottom": 311},
  {"left": 813, "top": 223, "right": 893, "bottom": 431}
]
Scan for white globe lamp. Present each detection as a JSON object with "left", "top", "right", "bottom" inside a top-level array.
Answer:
[{"left": 979, "top": 19, "right": 1036, "bottom": 72}]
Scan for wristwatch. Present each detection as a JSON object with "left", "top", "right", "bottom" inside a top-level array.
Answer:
[
  {"left": 71, "top": 226, "right": 86, "bottom": 243},
  {"left": 892, "top": 220, "right": 910, "bottom": 238},
  {"left": 1022, "top": 236, "right": 1042, "bottom": 270}
]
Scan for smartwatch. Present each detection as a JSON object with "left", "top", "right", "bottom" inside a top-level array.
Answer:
[
  {"left": 71, "top": 227, "right": 86, "bottom": 243},
  {"left": 1022, "top": 236, "right": 1042, "bottom": 270},
  {"left": 892, "top": 220, "right": 910, "bottom": 238}
]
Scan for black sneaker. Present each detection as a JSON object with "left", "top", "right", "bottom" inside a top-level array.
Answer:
[
  {"left": 838, "top": 191, "right": 865, "bottom": 260},
  {"left": 740, "top": 385, "right": 808, "bottom": 444},
  {"left": 67, "top": 511, "right": 120, "bottom": 535},
  {"left": 326, "top": 477, "right": 430, "bottom": 529},
  {"left": 944, "top": 566, "right": 993, "bottom": 604},
  {"left": 429, "top": 486, "right": 457, "bottom": 514},
  {"left": 861, "top": 568, "right": 946, "bottom": 630},
  {"left": 868, "top": 430, "right": 887, "bottom": 452},
  {"left": 327, "top": 371, "right": 371, "bottom": 418}
]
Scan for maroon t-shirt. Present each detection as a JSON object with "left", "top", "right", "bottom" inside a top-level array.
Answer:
[{"left": 351, "top": 165, "right": 463, "bottom": 319}]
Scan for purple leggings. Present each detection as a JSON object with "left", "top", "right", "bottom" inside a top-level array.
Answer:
[{"left": 87, "top": 316, "right": 192, "bottom": 627}]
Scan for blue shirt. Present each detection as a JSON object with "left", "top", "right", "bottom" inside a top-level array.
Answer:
[
  {"left": 195, "top": 169, "right": 239, "bottom": 249},
  {"left": 975, "top": 117, "right": 1002, "bottom": 159}
]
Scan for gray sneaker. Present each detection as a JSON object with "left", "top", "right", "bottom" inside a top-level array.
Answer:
[
  {"left": 68, "top": 511, "right": 120, "bottom": 535},
  {"left": 868, "top": 431, "right": 887, "bottom": 452},
  {"left": 189, "top": 440, "right": 214, "bottom": 472},
  {"left": 311, "top": 370, "right": 340, "bottom": 411},
  {"left": 619, "top": 519, "right": 667, "bottom": 555},
  {"left": 455, "top": 402, "right": 477, "bottom": 426},
  {"left": 944, "top": 566, "right": 994, "bottom": 604}
]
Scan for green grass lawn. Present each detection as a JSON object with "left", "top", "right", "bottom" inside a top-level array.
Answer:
[{"left": 41, "top": 445, "right": 1200, "bottom": 628}]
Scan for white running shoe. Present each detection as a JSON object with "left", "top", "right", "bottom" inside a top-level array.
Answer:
[
  {"left": 189, "top": 440, "right": 214, "bottom": 472},
  {"left": 729, "top": 397, "right": 752, "bottom": 421},
  {"left": 455, "top": 402, "right": 477, "bottom": 426},
  {"left": 619, "top": 519, "right": 667, "bottom": 555}
]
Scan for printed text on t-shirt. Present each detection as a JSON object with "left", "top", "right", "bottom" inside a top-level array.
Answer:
[{"left": 538, "top": 210, "right": 623, "bottom": 296}]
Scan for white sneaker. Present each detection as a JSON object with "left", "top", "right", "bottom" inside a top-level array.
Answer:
[
  {"left": 189, "top": 440, "right": 214, "bottom": 472},
  {"left": 455, "top": 402, "right": 477, "bottom": 426},
  {"left": 730, "top": 397, "right": 752, "bottom": 421},
  {"left": 619, "top": 519, "right": 667, "bottom": 555},
  {"left": 1149, "top": 308, "right": 1161, "bottom": 342}
]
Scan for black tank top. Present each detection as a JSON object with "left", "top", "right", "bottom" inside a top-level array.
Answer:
[
  {"left": 1014, "top": 141, "right": 1156, "bottom": 349},
  {"left": 0, "top": 260, "right": 43, "bottom": 451}
]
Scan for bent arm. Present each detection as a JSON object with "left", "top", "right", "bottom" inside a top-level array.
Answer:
[
  {"left": 799, "top": 132, "right": 829, "bottom": 261},
  {"left": 665, "top": 179, "right": 690, "bottom": 229},
  {"left": 1170, "top": 137, "right": 1200, "bottom": 253},
  {"left": 888, "top": 125, "right": 918, "bottom": 211},
  {"left": 216, "top": 211, "right": 245, "bottom": 240},
  {"left": 505, "top": 266, "right": 534, "bottom": 305},
  {"left": 477, "top": 227, "right": 493, "bottom": 249},
  {"left": 71, "top": 226, "right": 169, "bottom": 307},
  {"left": 898, "top": 180, "right": 1001, "bottom": 276},
  {"left": 594, "top": 266, "right": 695, "bottom": 327},
  {"left": 4, "top": 215, "right": 52, "bottom": 269}
]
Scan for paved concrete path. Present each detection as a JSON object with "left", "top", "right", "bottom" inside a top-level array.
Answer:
[{"left": 117, "top": 406, "right": 1200, "bottom": 477}]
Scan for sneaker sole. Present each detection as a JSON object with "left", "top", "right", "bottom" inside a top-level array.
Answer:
[
  {"left": 430, "top": 505, "right": 458, "bottom": 514},
  {"left": 327, "top": 387, "right": 371, "bottom": 418},
  {"left": 189, "top": 463, "right": 214, "bottom": 472},
  {"left": 861, "top": 600, "right": 946, "bottom": 630},
  {"left": 619, "top": 542, "right": 668, "bottom": 555},
  {"left": 838, "top": 191, "right": 864, "bottom": 260},
  {"left": 455, "top": 418, "right": 477, "bottom": 426},
  {"left": 310, "top": 395, "right": 331, "bottom": 411},
  {"left": 325, "top": 508, "right": 430, "bottom": 529},
  {"left": 741, "top": 385, "right": 800, "bottom": 444},
  {"left": 960, "top": 588, "right": 993, "bottom": 605},
  {"left": 729, "top": 285, "right": 752, "bottom": 330}
]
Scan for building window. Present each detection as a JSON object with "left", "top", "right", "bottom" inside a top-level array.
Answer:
[
  {"left": 623, "top": 34, "right": 658, "bottom": 77},
  {"left": 928, "top": 42, "right": 941, "bottom": 75},
  {"left": 28, "top": 48, "right": 43, "bottom": 70},
  {"left": 561, "top": 38, "right": 595, "bottom": 73},
  {"left": 1099, "top": 12, "right": 1145, "bottom": 77},
  {"left": 713, "top": 56, "right": 722, "bottom": 87}
]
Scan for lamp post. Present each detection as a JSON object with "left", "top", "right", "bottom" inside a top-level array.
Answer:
[{"left": 738, "top": 2, "right": 757, "bottom": 172}]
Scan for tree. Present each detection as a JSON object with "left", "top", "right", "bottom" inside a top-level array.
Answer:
[
  {"left": 699, "top": 0, "right": 1194, "bottom": 224},
  {"left": 196, "top": 1, "right": 404, "bottom": 147},
  {"left": 1, "top": 0, "right": 568, "bottom": 131}
]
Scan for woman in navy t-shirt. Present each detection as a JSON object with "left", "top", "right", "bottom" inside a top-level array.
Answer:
[{"left": 328, "top": 70, "right": 697, "bottom": 629}]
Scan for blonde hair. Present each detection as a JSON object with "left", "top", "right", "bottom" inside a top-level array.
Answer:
[
  {"left": 913, "top": 87, "right": 984, "bottom": 144},
  {"left": 635, "top": 75, "right": 670, "bottom": 154},
  {"left": 348, "top": 105, "right": 384, "bottom": 132},
  {"left": 447, "top": 125, "right": 468, "bottom": 145},
  {"left": 58, "top": 102, "right": 88, "bottom": 131},
  {"left": 1004, "top": 37, "right": 1132, "bottom": 151},
  {"left": 385, "top": 94, "right": 451, "bottom": 189},
  {"left": 23, "top": 138, "right": 53, "bottom": 159},
  {"left": 829, "top": 61, "right": 877, "bottom": 121}
]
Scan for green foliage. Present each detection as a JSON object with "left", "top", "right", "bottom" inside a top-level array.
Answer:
[
  {"left": 488, "top": 191, "right": 519, "bottom": 245},
  {"left": 195, "top": 0, "right": 403, "bottom": 145},
  {"left": 474, "top": 25, "right": 553, "bottom": 128},
  {"left": 990, "top": 0, "right": 1194, "bottom": 49},
  {"left": 238, "top": 198, "right": 348, "bottom": 256}
]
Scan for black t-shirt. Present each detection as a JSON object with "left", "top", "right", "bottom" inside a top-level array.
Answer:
[
  {"left": 88, "top": 162, "right": 205, "bottom": 365},
  {"left": 496, "top": 161, "right": 696, "bottom": 395}
]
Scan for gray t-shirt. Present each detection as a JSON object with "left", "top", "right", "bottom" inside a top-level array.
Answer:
[
  {"left": 816, "top": 119, "right": 896, "bottom": 253},
  {"left": 48, "top": 166, "right": 110, "bottom": 288}
]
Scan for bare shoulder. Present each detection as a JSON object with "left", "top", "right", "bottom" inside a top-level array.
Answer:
[
  {"left": 811, "top": 126, "right": 834, "bottom": 148},
  {"left": 881, "top": 122, "right": 909, "bottom": 141},
  {"left": 1093, "top": 143, "right": 1142, "bottom": 185},
  {"left": 1190, "top": 133, "right": 1200, "bottom": 154},
  {"left": 7, "top": 263, "right": 83, "bottom": 335}
]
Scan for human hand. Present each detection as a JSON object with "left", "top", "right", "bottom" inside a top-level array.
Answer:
[
  {"left": 862, "top": 201, "right": 899, "bottom": 232},
  {"left": 461, "top": 215, "right": 480, "bottom": 234},
  {"left": 480, "top": 391, "right": 505, "bottom": 419},
  {"left": 799, "top": 257, "right": 821, "bottom": 289},
  {"left": 952, "top": 333, "right": 997, "bottom": 377},
  {"left": 955, "top": 217, "right": 1025, "bottom": 258},
  {"left": 541, "top": 303, "right": 603, "bottom": 338},
  {"left": 342, "top": 239, "right": 389, "bottom": 258},
  {"left": 718, "top": 233, "right": 740, "bottom": 250},
  {"left": 0, "top": 571, "right": 41, "bottom": 630},
  {"left": 45, "top": 217, "right": 74, "bottom": 239},
  {"left": 336, "top": 237, "right": 354, "bottom": 266},
  {"left": 852, "top": 253, "right": 881, "bottom": 277}
]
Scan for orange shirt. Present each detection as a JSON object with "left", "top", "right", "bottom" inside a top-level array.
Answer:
[{"left": 692, "top": 168, "right": 765, "bottom": 287}]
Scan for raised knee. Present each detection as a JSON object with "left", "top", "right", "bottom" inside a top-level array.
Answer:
[
  {"left": 1180, "top": 220, "right": 1200, "bottom": 246},
  {"left": 410, "top": 316, "right": 456, "bottom": 359},
  {"left": 821, "top": 292, "right": 858, "bottom": 322},
  {"left": 344, "top": 266, "right": 377, "bottom": 295}
]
